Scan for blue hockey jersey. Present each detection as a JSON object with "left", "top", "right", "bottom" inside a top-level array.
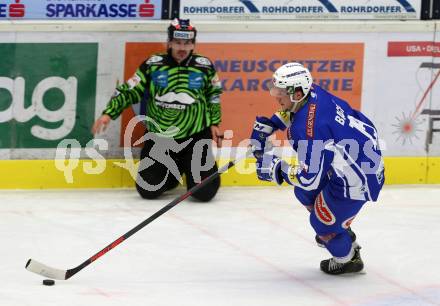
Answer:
[{"left": 279, "top": 85, "right": 385, "bottom": 202}]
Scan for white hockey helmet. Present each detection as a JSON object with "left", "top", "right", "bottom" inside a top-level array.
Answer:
[{"left": 271, "top": 62, "right": 313, "bottom": 103}]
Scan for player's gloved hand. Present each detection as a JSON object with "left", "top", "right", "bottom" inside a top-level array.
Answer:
[
  {"left": 256, "top": 154, "right": 288, "bottom": 185},
  {"left": 250, "top": 116, "right": 277, "bottom": 159}
]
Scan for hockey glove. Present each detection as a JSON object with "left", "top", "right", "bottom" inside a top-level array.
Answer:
[
  {"left": 250, "top": 116, "right": 277, "bottom": 159},
  {"left": 256, "top": 154, "right": 289, "bottom": 185}
]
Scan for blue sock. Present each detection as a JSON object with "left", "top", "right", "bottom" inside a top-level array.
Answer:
[{"left": 325, "top": 231, "right": 352, "bottom": 258}]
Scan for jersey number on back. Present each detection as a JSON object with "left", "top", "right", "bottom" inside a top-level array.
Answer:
[
  {"left": 334, "top": 105, "right": 378, "bottom": 149},
  {"left": 347, "top": 115, "right": 378, "bottom": 149}
]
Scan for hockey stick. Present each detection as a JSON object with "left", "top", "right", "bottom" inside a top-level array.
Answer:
[{"left": 26, "top": 150, "right": 250, "bottom": 280}]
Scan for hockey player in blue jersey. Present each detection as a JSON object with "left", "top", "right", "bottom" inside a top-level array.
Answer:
[{"left": 250, "top": 62, "right": 385, "bottom": 275}]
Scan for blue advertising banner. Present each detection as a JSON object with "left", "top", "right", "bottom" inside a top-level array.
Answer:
[
  {"left": 180, "top": 0, "right": 420, "bottom": 20},
  {"left": 0, "top": 0, "right": 161, "bottom": 20}
]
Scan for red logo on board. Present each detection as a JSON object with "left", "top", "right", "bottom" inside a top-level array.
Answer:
[
  {"left": 388, "top": 41, "right": 440, "bottom": 57},
  {"left": 0, "top": 0, "right": 25, "bottom": 18},
  {"left": 139, "top": 0, "right": 155, "bottom": 17}
]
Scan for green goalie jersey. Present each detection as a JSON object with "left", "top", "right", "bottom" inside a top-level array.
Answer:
[{"left": 103, "top": 52, "right": 223, "bottom": 139}]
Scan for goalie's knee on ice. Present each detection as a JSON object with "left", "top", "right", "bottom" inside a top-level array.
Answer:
[
  {"left": 190, "top": 177, "right": 220, "bottom": 202},
  {"left": 136, "top": 184, "right": 164, "bottom": 199}
]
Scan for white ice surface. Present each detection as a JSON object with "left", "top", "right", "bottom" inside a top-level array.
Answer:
[{"left": 1, "top": 186, "right": 439, "bottom": 306}]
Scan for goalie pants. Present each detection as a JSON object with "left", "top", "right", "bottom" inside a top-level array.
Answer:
[
  {"left": 295, "top": 185, "right": 366, "bottom": 259},
  {"left": 136, "top": 127, "right": 220, "bottom": 202}
]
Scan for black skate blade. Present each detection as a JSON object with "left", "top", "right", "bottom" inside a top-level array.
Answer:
[{"left": 335, "top": 270, "right": 367, "bottom": 277}]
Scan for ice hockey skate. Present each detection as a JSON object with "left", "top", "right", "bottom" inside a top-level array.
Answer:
[{"left": 320, "top": 246, "right": 364, "bottom": 275}]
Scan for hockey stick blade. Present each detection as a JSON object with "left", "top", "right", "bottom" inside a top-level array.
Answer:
[
  {"left": 26, "top": 259, "right": 67, "bottom": 280},
  {"left": 25, "top": 150, "right": 250, "bottom": 280}
]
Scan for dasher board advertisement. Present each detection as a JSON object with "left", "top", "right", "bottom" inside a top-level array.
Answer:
[
  {"left": 180, "top": 0, "right": 420, "bottom": 20},
  {"left": 0, "top": 43, "right": 97, "bottom": 148},
  {"left": 0, "top": 0, "right": 161, "bottom": 20},
  {"left": 121, "top": 42, "right": 364, "bottom": 147}
]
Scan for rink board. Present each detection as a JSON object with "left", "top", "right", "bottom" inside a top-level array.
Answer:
[
  {"left": 1, "top": 21, "right": 440, "bottom": 188},
  {"left": 1, "top": 157, "right": 439, "bottom": 189}
]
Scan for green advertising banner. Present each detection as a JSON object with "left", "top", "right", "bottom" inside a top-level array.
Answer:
[{"left": 0, "top": 43, "right": 97, "bottom": 148}]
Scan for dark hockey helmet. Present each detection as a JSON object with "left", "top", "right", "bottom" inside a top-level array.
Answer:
[{"left": 167, "top": 18, "right": 197, "bottom": 43}]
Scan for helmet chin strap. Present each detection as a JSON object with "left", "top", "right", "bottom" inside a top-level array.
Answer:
[{"left": 288, "top": 94, "right": 308, "bottom": 113}]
